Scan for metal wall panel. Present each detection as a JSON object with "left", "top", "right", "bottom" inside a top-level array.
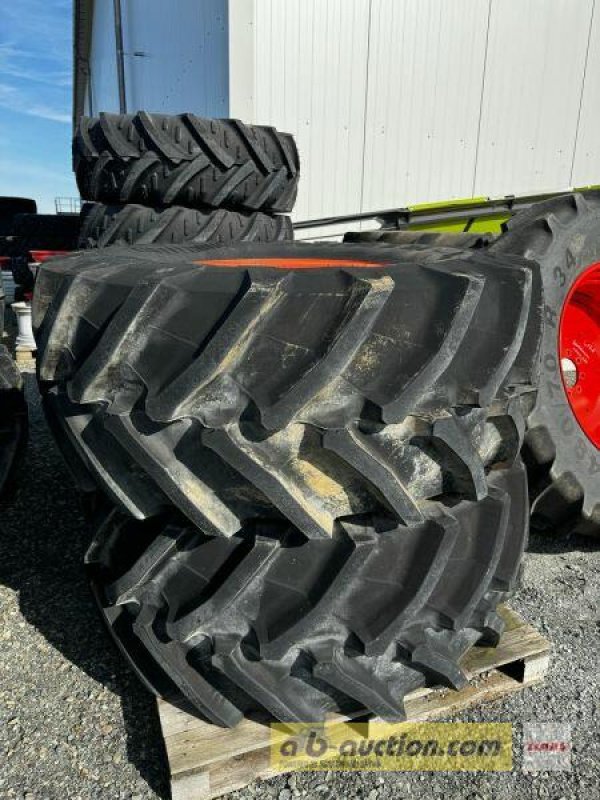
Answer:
[
  {"left": 571, "top": 1, "right": 600, "bottom": 187},
  {"left": 250, "top": 0, "right": 371, "bottom": 221},
  {"left": 361, "top": 0, "right": 490, "bottom": 210},
  {"left": 121, "top": 0, "right": 228, "bottom": 116},
  {"left": 87, "top": 0, "right": 119, "bottom": 114},
  {"left": 474, "top": 0, "right": 594, "bottom": 197},
  {"left": 87, "top": 0, "right": 228, "bottom": 116}
]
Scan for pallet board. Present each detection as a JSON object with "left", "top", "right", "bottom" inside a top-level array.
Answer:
[
  {"left": 15, "top": 348, "right": 36, "bottom": 364},
  {"left": 158, "top": 606, "right": 551, "bottom": 800}
]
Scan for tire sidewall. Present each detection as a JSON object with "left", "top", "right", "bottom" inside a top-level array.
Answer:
[{"left": 530, "top": 213, "right": 600, "bottom": 489}]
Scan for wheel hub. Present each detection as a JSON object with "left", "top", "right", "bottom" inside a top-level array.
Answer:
[{"left": 559, "top": 261, "right": 600, "bottom": 448}]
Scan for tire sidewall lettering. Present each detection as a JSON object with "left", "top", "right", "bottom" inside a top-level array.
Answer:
[{"left": 538, "top": 225, "right": 600, "bottom": 478}]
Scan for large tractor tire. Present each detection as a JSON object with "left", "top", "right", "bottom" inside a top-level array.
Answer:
[
  {"left": 344, "top": 230, "right": 495, "bottom": 249},
  {"left": 492, "top": 193, "right": 600, "bottom": 536},
  {"left": 74, "top": 113, "right": 299, "bottom": 214},
  {"left": 352, "top": 194, "right": 600, "bottom": 536},
  {"left": 78, "top": 203, "right": 293, "bottom": 249},
  {"left": 0, "top": 345, "right": 27, "bottom": 494},
  {"left": 34, "top": 242, "right": 542, "bottom": 725}
]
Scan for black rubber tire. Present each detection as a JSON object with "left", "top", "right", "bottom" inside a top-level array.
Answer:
[
  {"left": 488, "top": 192, "right": 600, "bottom": 536},
  {"left": 78, "top": 203, "right": 293, "bottom": 249},
  {"left": 12, "top": 213, "right": 82, "bottom": 254},
  {"left": 10, "top": 256, "right": 35, "bottom": 292},
  {"left": 345, "top": 218, "right": 600, "bottom": 539},
  {"left": 0, "top": 345, "right": 27, "bottom": 495},
  {"left": 74, "top": 113, "right": 299, "bottom": 214},
  {"left": 0, "top": 197, "right": 37, "bottom": 255},
  {"left": 34, "top": 242, "right": 542, "bottom": 725},
  {"left": 0, "top": 197, "right": 36, "bottom": 231},
  {"left": 0, "top": 238, "right": 22, "bottom": 259},
  {"left": 344, "top": 230, "right": 496, "bottom": 249}
]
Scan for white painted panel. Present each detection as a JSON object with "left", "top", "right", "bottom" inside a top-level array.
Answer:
[
  {"left": 121, "top": 0, "right": 228, "bottom": 116},
  {"left": 250, "top": 0, "right": 371, "bottom": 220},
  {"left": 571, "top": 3, "right": 600, "bottom": 187},
  {"left": 85, "top": 0, "right": 598, "bottom": 214},
  {"left": 88, "top": 0, "right": 119, "bottom": 114},
  {"left": 361, "top": 0, "right": 490, "bottom": 211},
  {"left": 474, "top": 0, "right": 593, "bottom": 197}
]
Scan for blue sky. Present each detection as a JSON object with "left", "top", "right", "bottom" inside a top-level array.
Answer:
[{"left": 0, "top": 0, "right": 78, "bottom": 212}]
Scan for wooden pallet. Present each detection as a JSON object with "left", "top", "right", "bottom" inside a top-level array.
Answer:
[{"left": 158, "top": 606, "right": 550, "bottom": 800}]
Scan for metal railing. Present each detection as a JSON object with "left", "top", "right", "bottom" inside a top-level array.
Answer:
[{"left": 54, "top": 197, "right": 82, "bottom": 215}]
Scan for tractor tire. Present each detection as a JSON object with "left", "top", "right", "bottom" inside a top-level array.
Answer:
[
  {"left": 74, "top": 113, "right": 299, "bottom": 213},
  {"left": 348, "top": 197, "right": 600, "bottom": 537},
  {"left": 0, "top": 238, "right": 22, "bottom": 259},
  {"left": 344, "top": 230, "right": 496, "bottom": 249},
  {"left": 0, "top": 345, "right": 27, "bottom": 495},
  {"left": 0, "top": 197, "right": 37, "bottom": 256},
  {"left": 10, "top": 256, "right": 35, "bottom": 292},
  {"left": 78, "top": 203, "right": 293, "bottom": 249},
  {"left": 12, "top": 213, "right": 82, "bottom": 254},
  {"left": 0, "top": 196, "right": 37, "bottom": 229},
  {"left": 490, "top": 192, "right": 600, "bottom": 536},
  {"left": 34, "top": 242, "right": 542, "bottom": 726}
]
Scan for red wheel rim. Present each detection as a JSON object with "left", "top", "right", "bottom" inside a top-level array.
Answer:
[{"left": 558, "top": 261, "right": 600, "bottom": 448}]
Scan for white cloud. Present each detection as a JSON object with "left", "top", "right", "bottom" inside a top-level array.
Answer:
[
  {"left": 0, "top": 82, "right": 70, "bottom": 124},
  {"left": 0, "top": 43, "right": 70, "bottom": 87},
  {"left": 0, "top": 1, "right": 71, "bottom": 124},
  {"left": 0, "top": 0, "right": 75, "bottom": 206},
  {"left": 0, "top": 158, "right": 71, "bottom": 185}
]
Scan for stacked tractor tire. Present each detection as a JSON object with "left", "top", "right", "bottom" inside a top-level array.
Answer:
[
  {"left": 28, "top": 111, "right": 598, "bottom": 727},
  {"left": 0, "top": 196, "right": 82, "bottom": 297},
  {"left": 74, "top": 112, "right": 298, "bottom": 248}
]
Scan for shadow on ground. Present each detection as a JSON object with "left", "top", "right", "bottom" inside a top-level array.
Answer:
[
  {"left": 0, "top": 374, "right": 170, "bottom": 799},
  {"left": 527, "top": 523, "right": 600, "bottom": 555}
]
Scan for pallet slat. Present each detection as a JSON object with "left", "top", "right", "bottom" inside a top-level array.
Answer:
[{"left": 159, "top": 605, "right": 551, "bottom": 800}]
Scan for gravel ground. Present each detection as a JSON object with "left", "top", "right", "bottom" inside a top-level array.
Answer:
[{"left": 0, "top": 373, "right": 598, "bottom": 800}]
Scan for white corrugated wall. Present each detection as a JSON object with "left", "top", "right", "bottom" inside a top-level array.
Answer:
[
  {"left": 252, "top": 0, "right": 371, "bottom": 222},
  {"left": 571, "top": 1, "right": 600, "bottom": 186},
  {"left": 360, "top": 0, "right": 490, "bottom": 209},
  {"left": 85, "top": 0, "right": 600, "bottom": 220},
  {"left": 472, "top": 0, "right": 594, "bottom": 196}
]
